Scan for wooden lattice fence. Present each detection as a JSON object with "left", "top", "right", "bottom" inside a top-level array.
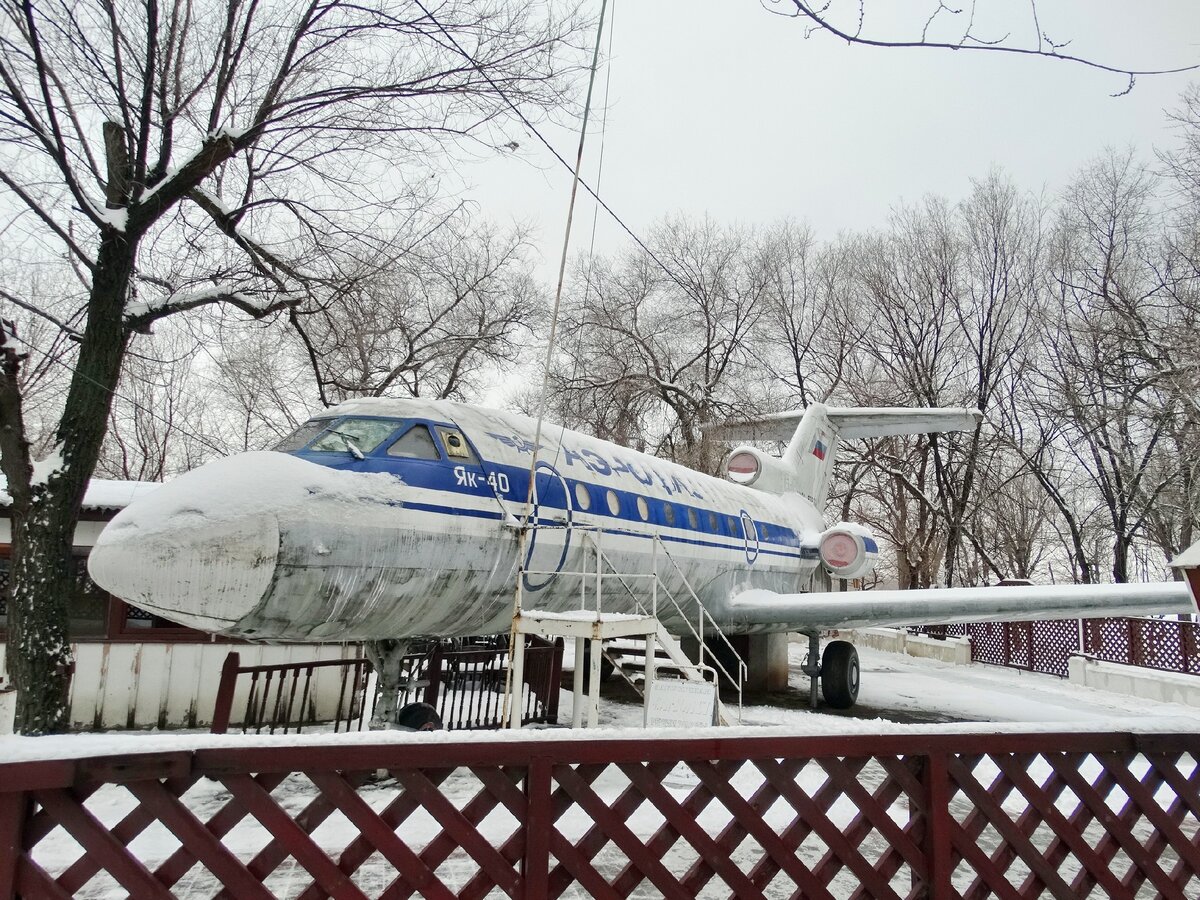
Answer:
[
  {"left": 916, "top": 618, "right": 1200, "bottom": 679},
  {"left": 2, "top": 731, "right": 1197, "bottom": 898}
]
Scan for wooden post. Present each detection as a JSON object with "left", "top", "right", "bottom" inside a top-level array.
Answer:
[
  {"left": 0, "top": 792, "right": 28, "bottom": 899},
  {"left": 920, "top": 752, "right": 951, "bottom": 900},
  {"left": 522, "top": 757, "right": 552, "bottom": 900},
  {"left": 210, "top": 652, "right": 241, "bottom": 735}
]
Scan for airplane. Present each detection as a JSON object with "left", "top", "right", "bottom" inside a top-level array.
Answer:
[{"left": 87, "top": 396, "right": 1194, "bottom": 710}]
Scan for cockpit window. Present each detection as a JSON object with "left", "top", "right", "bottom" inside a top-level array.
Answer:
[
  {"left": 387, "top": 425, "right": 440, "bottom": 460},
  {"left": 437, "top": 428, "right": 479, "bottom": 464},
  {"left": 309, "top": 418, "right": 399, "bottom": 455},
  {"left": 273, "top": 420, "right": 327, "bottom": 452}
]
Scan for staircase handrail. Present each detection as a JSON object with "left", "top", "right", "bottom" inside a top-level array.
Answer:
[
  {"left": 651, "top": 533, "right": 748, "bottom": 701},
  {"left": 518, "top": 522, "right": 745, "bottom": 722},
  {"left": 575, "top": 527, "right": 746, "bottom": 713}
]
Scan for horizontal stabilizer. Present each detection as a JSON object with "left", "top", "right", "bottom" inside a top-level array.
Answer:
[
  {"left": 827, "top": 407, "right": 982, "bottom": 440},
  {"left": 705, "top": 406, "right": 982, "bottom": 444},
  {"left": 715, "top": 582, "right": 1193, "bottom": 633}
]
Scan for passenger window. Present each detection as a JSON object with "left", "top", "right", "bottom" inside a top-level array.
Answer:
[
  {"left": 387, "top": 425, "right": 441, "bottom": 460},
  {"left": 606, "top": 490, "right": 621, "bottom": 516},
  {"left": 687, "top": 508, "right": 699, "bottom": 530},
  {"left": 663, "top": 504, "right": 675, "bottom": 526},
  {"left": 574, "top": 483, "right": 592, "bottom": 511},
  {"left": 438, "top": 428, "right": 479, "bottom": 464}
]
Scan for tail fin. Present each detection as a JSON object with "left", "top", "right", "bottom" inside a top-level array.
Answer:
[
  {"left": 713, "top": 404, "right": 981, "bottom": 505},
  {"left": 780, "top": 403, "right": 839, "bottom": 506}
]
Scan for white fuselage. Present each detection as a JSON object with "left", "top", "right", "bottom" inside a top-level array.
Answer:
[{"left": 89, "top": 398, "right": 831, "bottom": 640}]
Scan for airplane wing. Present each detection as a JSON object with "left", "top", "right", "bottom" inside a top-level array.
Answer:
[{"left": 717, "top": 582, "right": 1194, "bottom": 632}]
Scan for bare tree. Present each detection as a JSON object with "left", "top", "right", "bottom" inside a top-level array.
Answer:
[
  {"left": 781, "top": 1, "right": 1196, "bottom": 93},
  {"left": 0, "top": 267, "right": 81, "bottom": 457},
  {"left": 1036, "top": 151, "right": 1178, "bottom": 582},
  {"left": 298, "top": 218, "right": 544, "bottom": 402},
  {"left": 551, "top": 217, "right": 770, "bottom": 472},
  {"left": 0, "top": 0, "right": 582, "bottom": 732},
  {"left": 935, "top": 173, "right": 1042, "bottom": 584},
  {"left": 760, "top": 225, "right": 863, "bottom": 407},
  {"left": 96, "top": 327, "right": 212, "bottom": 482},
  {"left": 1161, "top": 82, "right": 1200, "bottom": 206},
  {"left": 208, "top": 326, "right": 316, "bottom": 454}
]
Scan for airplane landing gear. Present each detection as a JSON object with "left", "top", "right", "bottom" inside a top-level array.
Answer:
[
  {"left": 820, "top": 640, "right": 860, "bottom": 709},
  {"left": 803, "top": 632, "right": 822, "bottom": 709},
  {"left": 802, "top": 633, "right": 860, "bottom": 710},
  {"left": 366, "top": 639, "right": 410, "bottom": 728}
]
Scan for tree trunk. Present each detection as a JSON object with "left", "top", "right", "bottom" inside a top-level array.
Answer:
[
  {"left": 7, "top": 512, "right": 76, "bottom": 732},
  {"left": 936, "top": 422, "right": 983, "bottom": 588},
  {"left": 1112, "top": 532, "right": 1131, "bottom": 584},
  {"left": 5, "top": 231, "right": 135, "bottom": 733}
]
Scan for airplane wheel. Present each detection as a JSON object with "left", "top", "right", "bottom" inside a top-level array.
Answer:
[
  {"left": 820, "top": 641, "right": 860, "bottom": 709},
  {"left": 394, "top": 702, "right": 443, "bottom": 731}
]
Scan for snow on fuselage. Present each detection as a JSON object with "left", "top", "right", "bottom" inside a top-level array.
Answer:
[{"left": 89, "top": 397, "right": 829, "bottom": 641}]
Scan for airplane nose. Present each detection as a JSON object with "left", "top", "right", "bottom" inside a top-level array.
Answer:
[{"left": 88, "top": 452, "right": 297, "bottom": 633}]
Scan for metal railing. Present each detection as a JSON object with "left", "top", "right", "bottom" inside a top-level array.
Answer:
[
  {"left": 210, "top": 652, "right": 371, "bottom": 735},
  {"left": 518, "top": 524, "right": 747, "bottom": 719},
  {"left": 387, "top": 635, "right": 563, "bottom": 730},
  {"left": 211, "top": 637, "right": 563, "bottom": 734}
]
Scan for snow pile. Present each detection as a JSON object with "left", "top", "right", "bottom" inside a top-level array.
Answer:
[
  {"left": 98, "top": 451, "right": 405, "bottom": 537},
  {"left": 0, "top": 475, "right": 160, "bottom": 510}
]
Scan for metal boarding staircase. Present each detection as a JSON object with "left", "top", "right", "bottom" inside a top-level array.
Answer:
[{"left": 511, "top": 525, "right": 747, "bottom": 727}]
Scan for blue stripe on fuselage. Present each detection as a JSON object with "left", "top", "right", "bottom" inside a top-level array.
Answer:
[{"left": 294, "top": 450, "right": 813, "bottom": 560}]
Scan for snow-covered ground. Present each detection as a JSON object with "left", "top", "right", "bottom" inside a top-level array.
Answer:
[
  {"left": 6, "top": 642, "right": 1197, "bottom": 765},
  {"left": 3, "top": 643, "right": 1197, "bottom": 898}
]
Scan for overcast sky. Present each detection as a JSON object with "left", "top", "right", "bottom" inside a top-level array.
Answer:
[{"left": 458, "top": 0, "right": 1200, "bottom": 269}]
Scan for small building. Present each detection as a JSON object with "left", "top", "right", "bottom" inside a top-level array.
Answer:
[
  {"left": 1, "top": 479, "right": 354, "bottom": 731},
  {"left": 1172, "top": 540, "right": 1200, "bottom": 615}
]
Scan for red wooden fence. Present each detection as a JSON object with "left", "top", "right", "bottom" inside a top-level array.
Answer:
[
  {"left": 916, "top": 617, "right": 1200, "bottom": 679},
  {"left": 2, "top": 730, "right": 1197, "bottom": 898}
]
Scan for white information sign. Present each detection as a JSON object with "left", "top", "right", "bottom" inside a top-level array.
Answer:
[{"left": 645, "top": 678, "right": 717, "bottom": 729}]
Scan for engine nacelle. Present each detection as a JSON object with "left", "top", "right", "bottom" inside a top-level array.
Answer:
[
  {"left": 818, "top": 522, "right": 879, "bottom": 580},
  {"left": 723, "top": 446, "right": 797, "bottom": 494}
]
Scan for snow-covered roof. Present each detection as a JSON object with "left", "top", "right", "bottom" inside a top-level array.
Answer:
[
  {"left": 1170, "top": 540, "right": 1200, "bottom": 570},
  {"left": 0, "top": 477, "right": 160, "bottom": 512}
]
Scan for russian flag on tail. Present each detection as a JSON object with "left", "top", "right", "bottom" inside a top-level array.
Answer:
[{"left": 812, "top": 439, "right": 827, "bottom": 460}]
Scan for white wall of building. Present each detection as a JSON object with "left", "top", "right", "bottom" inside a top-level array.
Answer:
[
  {"left": 1068, "top": 655, "right": 1200, "bottom": 707},
  {"left": 831, "top": 627, "right": 973, "bottom": 666},
  {"left": 0, "top": 641, "right": 364, "bottom": 731}
]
